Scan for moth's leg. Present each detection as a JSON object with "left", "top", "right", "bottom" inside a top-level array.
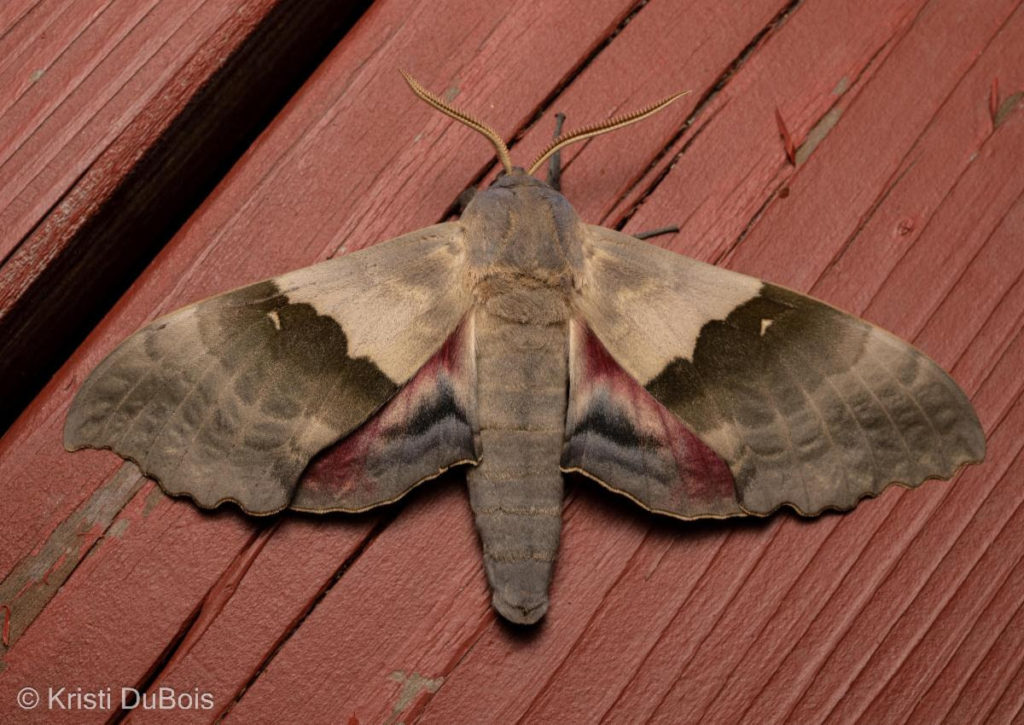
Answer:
[
  {"left": 547, "top": 112, "right": 567, "bottom": 191},
  {"left": 633, "top": 225, "right": 680, "bottom": 240}
]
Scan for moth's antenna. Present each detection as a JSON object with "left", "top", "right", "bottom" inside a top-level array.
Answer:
[
  {"left": 401, "top": 70, "right": 514, "bottom": 174},
  {"left": 526, "top": 90, "right": 691, "bottom": 175}
]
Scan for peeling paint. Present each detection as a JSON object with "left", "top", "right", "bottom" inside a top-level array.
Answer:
[
  {"left": 386, "top": 669, "right": 443, "bottom": 724},
  {"left": 989, "top": 78, "right": 1000, "bottom": 119},
  {"left": 774, "top": 109, "right": 796, "bottom": 165},
  {"left": 41, "top": 552, "right": 67, "bottom": 585},
  {"left": 143, "top": 484, "right": 165, "bottom": 516},
  {"left": 795, "top": 106, "right": 842, "bottom": 165},
  {"left": 107, "top": 518, "right": 131, "bottom": 539},
  {"left": 1, "top": 603, "right": 10, "bottom": 647},
  {"left": 832, "top": 76, "right": 849, "bottom": 95},
  {"left": 29, "top": 68, "right": 44, "bottom": 83},
  {"left": 0, "top": 464, "right": 145, "bottom": 651},
  {"left": 994, "top": 90, "right": 1023, "bottom": 128}
]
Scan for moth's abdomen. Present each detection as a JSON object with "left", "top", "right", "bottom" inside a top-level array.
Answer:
[{"left": 466, "top": 308, "right": 568, "bottom": 625}]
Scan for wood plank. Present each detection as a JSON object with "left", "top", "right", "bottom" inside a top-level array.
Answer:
[
  {"left": 0, "top": 0, "right": 1022, "bottom": 721},
  {"left": 0, "top": 0, "right": 371, "bottom": 431},
  {"left": 930, "top": 574, "right": 1024, "bottom": 724},
  {"left": 675, "top": 13, "right": 1024, "bottom": 722},
  {"left": 617, "top": 0, "right": 1024, "bottom": 720},
  {"left": 426, "top": 0, "right": 1022, "bottom": 719},
  {"left": 0, "top": 0, "right": 647, "bottom": 721},
  {"left": 427, "top": 0, "right": 1024, "bottom": 721}
]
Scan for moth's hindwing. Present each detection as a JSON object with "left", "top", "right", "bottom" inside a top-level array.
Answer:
[
  {"left": 292, "top": 315, "right": 479, "bottom": 512},
  {"left": 64, "top": 223, "right": 471, "bottom": 515},
  {"left": 577, "top": 225, "right": 985, "bottom": 517},
  {"left": 562, "top": 318, "right": 742, "bottom": 519}
]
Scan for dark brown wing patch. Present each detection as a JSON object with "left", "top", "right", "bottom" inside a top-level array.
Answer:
[
  {"left": 65, "top": 280, "right": 398, "bottom": 514},
  {"left": 644, "top": 283, "right": 986, "bottom": 515}
]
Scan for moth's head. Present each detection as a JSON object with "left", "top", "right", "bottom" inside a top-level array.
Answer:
[
  {"left": 401, "top": 70, "right": 688, "bottom": 180},
  {"left": 490, "top": 167, "right": 546, "bottom": 189}
]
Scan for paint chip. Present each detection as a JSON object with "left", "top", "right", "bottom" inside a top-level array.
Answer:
[
  {"left": 760, "top": 319, "right": 773, "bottom": 336},
  {"left": 30, "top": 68, "right": 44, "bottom": 83},
  {"left": 1, "top": 603, "right": 11, "bottom": 647},
  {"left": 795, "top": 107, "right": 842, "bottom": 165},
  {"left": 774, "top": 109, "right": 796, "bottom": 165},
  {"left": 108, "top": 519, "right": 130, "bottom": 539},
  {"left": 994, "top": 91, "right": 1024, "bottom": 128},
  {"left": 387, "top": 670, "right": 444, "bottom": 724},
  {"left": 267, "top": 310, "right": 282, "bottom": 330}
]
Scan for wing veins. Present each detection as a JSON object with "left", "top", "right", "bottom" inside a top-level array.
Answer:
[
  {"left": 880, "top": 344, "right": 950, "bottom": 448},
  {"left": 846, "top": 362, "right": 918, "bottom": 473},
  {"left": 108, "top": 315, "right": 256, "bottom": 453},
  {"left": 787, "top": 343, "right": 887, "bottom": 491},
  {"left": 758, "top": 341, "right": 833, "bottom": 504}
]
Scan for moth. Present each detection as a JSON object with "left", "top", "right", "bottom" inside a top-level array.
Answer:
[{"left": 65, "top": 73, "right": 985, "bottom": 625}]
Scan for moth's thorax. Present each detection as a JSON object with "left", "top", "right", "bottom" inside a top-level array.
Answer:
[{"left": 461, "top": 170, "right": 585, "bottom": 324}]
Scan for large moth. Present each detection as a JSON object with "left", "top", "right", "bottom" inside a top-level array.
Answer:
[{"left": 65, "top": 73, "right": 985, "bottom": 625}]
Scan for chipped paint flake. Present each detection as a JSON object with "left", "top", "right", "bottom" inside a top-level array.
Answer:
[
  {"left": 143, "top": 484, "right": 165, "bottom": 516},
  {"left": 107, "top": 518, "right": 131, "bottom": 539},
  {"left": 0, "top": 465, "right": 145, "bottom": 651},
  {"left": 267, "top": 310, "right": 282, "bottom": 330},
  {"left": 795, "top": 106, "right": 842, "bottom": 165},
  {"left": 775, "top": 108, "right": 796, "bottom": 165},
  {"left": 760, "top": 318, "right": 773, "bottom": 336},
  {"left": 386, "top": 670, "right": 443, "bottom": 724},
  {"left": 832, "top": 76, "right": 849, "bottom": 95},
  {"left": 1, "top": 604, "right": 10, "bottom": 647},
  {"left": 994, "top": 90, "right": 1024, "bottom": 128}
]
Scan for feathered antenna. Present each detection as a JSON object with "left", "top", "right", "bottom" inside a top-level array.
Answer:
[
  {"left": 526, "top": 90, "right": 690, "bottom": 174},
  {"left": 401, "top": 70, "right": 514, "bottom": 174},
  {"left": 402, "top": 71, "right": 689, "bottom": 179}
]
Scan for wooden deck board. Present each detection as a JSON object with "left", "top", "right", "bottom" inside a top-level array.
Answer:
[
  {"left": 0, "top": 0, "right": 370, "bottom": 431},
  {"left": 1, "top": 0, "right": 1023, "bottom": 722}
]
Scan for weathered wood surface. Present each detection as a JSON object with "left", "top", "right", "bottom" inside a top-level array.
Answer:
[
  {"left": 1, "top": 0, "right": 1023, "bottom": 722},
  {"left": 0, "top": 0, "right": 369, "bottom": 432}
]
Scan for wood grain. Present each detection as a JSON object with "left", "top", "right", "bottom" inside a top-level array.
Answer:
[
  {"left": 1, "top": 0, "right": 1022, "bottom": 722},
  {"left": 0, "top": 0, "right": 370, "bottom": 431}
]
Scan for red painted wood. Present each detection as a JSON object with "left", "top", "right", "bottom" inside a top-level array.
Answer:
[
  {"left": 1, "top": 0, "right": 1023, "bottom": 723},
  {"left": 0, "top": 0, "right": 647, "bottom": 720},
  {"left": 0, "top": 0, "right": 368, "bottom": 430},
  {"left": 0, "top": 0, "right": 171, "bottom": 256}
]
